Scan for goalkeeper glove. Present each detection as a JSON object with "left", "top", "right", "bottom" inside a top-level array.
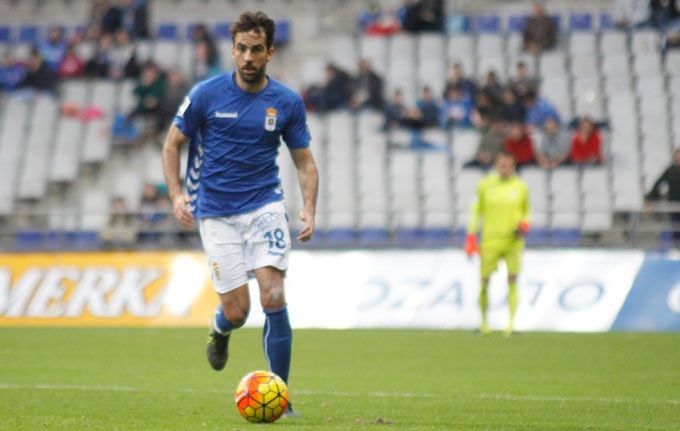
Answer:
[
  {"left": 464, "top": 234, "right": 479, "bottom": 257},
  {"left": 517, "top": 221, "right": 530, "bottom": 236}
]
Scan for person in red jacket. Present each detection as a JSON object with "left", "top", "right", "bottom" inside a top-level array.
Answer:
[
  {"left": 570, "top": 117, "right": 603, "bottom": 165},
  {"left": 504, "top": 122, "right": 535, "bottom": 167}
]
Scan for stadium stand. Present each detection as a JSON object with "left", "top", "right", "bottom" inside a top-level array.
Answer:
[{"left": 0, "top": 0, "right": 679, "bottom": 250}]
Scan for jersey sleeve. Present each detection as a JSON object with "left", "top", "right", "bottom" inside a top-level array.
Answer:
[
  {"left": 467, "top": 180, "right": 484, "bottom": 234},
  {"left": 173, "top": 84, "right": 204, "bottom": 138},
  {"left": 282, "top": 98, "right": 311, "bottom": 149},
  {"left": 520, "top": 182, "right": 531, "bottom": 224}
]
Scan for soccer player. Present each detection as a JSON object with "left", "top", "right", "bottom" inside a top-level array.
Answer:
[
  {"left": 464, "top": 151, "right": 530, "bottom": 335},
  {"left": 161, "top": 11, "right": 318, "bottom": 414}
]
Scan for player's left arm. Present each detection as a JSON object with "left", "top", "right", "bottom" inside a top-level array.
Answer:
[
  {"left": 518, "top": 182, "right": 531, "bottom": 235},
  {"left": 289, "top": 148, "right": 318, "bottom": 242}
]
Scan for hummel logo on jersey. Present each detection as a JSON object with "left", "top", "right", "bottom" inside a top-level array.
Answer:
[{"left": 215, "top": 111, "right": 238, "bottom": 118}]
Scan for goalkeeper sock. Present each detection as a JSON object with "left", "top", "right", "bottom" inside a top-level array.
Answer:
[
  {"left": 263, "top": 306, "right": 292, "bottom": 384},
  {"left": 479, "top": 279, "right": 489, "bottom": 326},
  {"left": 508, "top": 279, "right": 518, "bottom": 326}
]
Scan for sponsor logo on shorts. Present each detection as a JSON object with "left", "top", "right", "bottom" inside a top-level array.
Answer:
[
  {"left": 254, "top": 212, "right": 280, "bottom": 233},
  {"left": 210, "top": 260, "right": 221, "bottom": 281}
]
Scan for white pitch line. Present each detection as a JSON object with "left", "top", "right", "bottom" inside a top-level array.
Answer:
[{"left": 0, "top": 382, "right": 677, "bottom": 406}]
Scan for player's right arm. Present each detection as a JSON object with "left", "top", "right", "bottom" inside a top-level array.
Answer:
[
  {"left": 162, "top": 124, "right": 193, "bottom": 228},
  {"left": 465, "top": 180, "right": 484, "bottom": 256}
]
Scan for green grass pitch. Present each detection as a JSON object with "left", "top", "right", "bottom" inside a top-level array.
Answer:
[{"left": 0, "top": 328, "right": 678, "bottom": 430}]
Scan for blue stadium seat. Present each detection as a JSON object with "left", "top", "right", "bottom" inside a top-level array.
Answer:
[
  {"left": 185, "top": 23, "right": 199, "bottom": 41},
  {"left": 18, "top": 25, "right": 39, "bottom": 44},
  {"left": 569, "top": 13, "right": 593, "bottom": 32},
  {"left": 525, "top": 229, "right": 549, "bottom": 246},
  {"left": 358, "top": 228, "right": 390, "bottom": 247},
  {"left": 156, "top": 23, "right": 178, "bottom": 40},
  {"left": 13, "top": 230, "right": 46, "bottom": 251},
  {"left": 550, "top": 229, "right": 581, "bottom": 246},
  {"left": 474, "top": 14, "right": 501, "bottom": 33},
  {"left": 396, "top": 228, "right": 424, "bottom": 247},
  {"left": 65, "top": 231, "right": 101, "bottom": 251},
  {"left": 273, "top": 20, "right": 290, "bottom": 45},
  {"left": 508, "top": 15, "right": 526, "bottom": 33},
  {"left": 453, "top": 228, "right": 467, "bottom": 247},
  {"left": 550, "top": 15, "right": 563, "bottom": 32},
  {"left": 214, "top": 22, "right": 231, "bottom": 40},
  {"left": 0, "top": 26, "right": 10, "bottom": 43},
  {"left": 423, "top": 228, "right": 452, "bottom": 247},
  {"left": 599, "top": 13, "right": 615, "bottom": 30},
  {"left": 326, "top": 228, "right": 356, "bottom": 246}
]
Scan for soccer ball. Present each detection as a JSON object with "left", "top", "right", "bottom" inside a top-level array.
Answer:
[{"left": 235, "top": 370, "right": 289, "bottom": 423}]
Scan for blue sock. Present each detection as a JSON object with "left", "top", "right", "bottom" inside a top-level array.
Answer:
[
  {"left": 213, "top": 304, "right": 236, "bottom": 334},
  {"left": 263, "top": 306, "right": 292, "bottom": 384}
]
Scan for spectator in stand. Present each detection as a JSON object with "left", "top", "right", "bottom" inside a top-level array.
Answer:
[
  {"left": 109, "top": 29, "right": 141, "bottom": 80},
  {"left": 384, "top": 88, "right": 408, "bottom": 129},
  {"left": 472, "top": 89, "right": 504, "bottom": 129},
  {"left": 130, "top": 61, "right": 166, "bottom": 131},
  {"left": 523, "top": 1, "right": 558, "bottom": 54},
  {"left": 119, "top": 0, "right": 151, "bottom": 40},
  {"left": 100, "top": 196, "right": 137, "bottom": 249},
  {"left": 383, "top": 88, "right": 427, "bottom": 130},
  {"left": 534, "top": 117, "right": 571, "bottom": 169},
  {"left": 416, "top": 86, "right": 440, "bottom": 128},
  {"left": 400, "top": 0, "right": 445, "bottom": 33},
  {"left": 481, "top": 70, "right": 504, "bottom": 103},
  {"left": 508, "top": 61, "right": 538, "bottom": 103},
  {"left": 441, "top": 83, "right": 474, "bottom": 128},
  {"left": 100, "top": 0, "right": 123, "bottom": 36},
  {"left": 16, "top": 48, "right": 59, "bottom": 97},
  {"left": 158, "top": 68, "right": 189, "bottom": 132},
  {"left": 193, "top": 41, "right": 223, "bottom": 83},
  {"left": 58, "top": 43, "right": 85, "bottom": 79},
  {"left": 504, "top": 122, "right": 535, "bottom": 167},
  {"left": 0, "top": 51, "right": 26, "bottom": 92},
  {"left": 86, "top": 0, "right": 112, "bottom": 40},
  {"left": 191, "top": 24, "right": 220, "bottom": 82},
  {"left": 85, "top": 34, "right": 114, "bottom": 78},
  {"left": 570, "top": 117, "right": 603, "bottom": 165},
  {"left": 465, "top": 119, "right": 506, "bottom": 169},
  {"left": 444, "top": 62, "right": 477, "bottom": 100},
  {"left": 319, "top": 63, "right": 353, "bottom": 111},
  {"left": 38, "top": 26, "right": 67, "bottom": 71},
  {"left": 350, "top": 59, "right": 384, "bottom": 111},
  {"left": 138, "top": 183, "right": 170, "bottom": 244},
  {"left": 501, "top": 88, "right": 526, "bottom": 123},
  {"left": 645, "top": 148, "right": 680, "bottom": 242},
  {"left": 613, "top": 0, "right": 650, "bottom": 29},
  {"left": 648, "top": 0, "right": 680, "bottom": 29},
  {"left": 524, "top": 89, "right": 560, "bottom": 128}
]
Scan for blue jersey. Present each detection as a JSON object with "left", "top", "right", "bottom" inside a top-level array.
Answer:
[{"left": 173, "top": 71, "right": 311, "bottom": 218}]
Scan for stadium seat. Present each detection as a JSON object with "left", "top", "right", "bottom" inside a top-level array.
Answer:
[
  {"left": 568, "top": 13, "right": 593, "bottom": 32},
  {"left": 476, "top": 33, "right": 504, "bottom": 57},
  {"left": 156, "top": 23, "right": 178, "bottom": 40},
  {"left": 331, "top": 35, "right": 358, "bottom": 74},
  {"left": 0, "top": 26, "right": 10, "bottom": 43},
  {"left": 213, "top": 22, "right": 231, "bottom": 40},
  {"left": 599, "top": 13, "right": 615, "bottom": 30},
  {"left": 633, "top": 53, "right": 662, "bottom": 77},
  {"left": 473, "top": 14, "right": 501, "bottom": 33},
  {"left": 602, "top": 55, "right": 631, "bottom": 79},
  {"left": 665, "top": 51, "right": 680, "bottom": 76},
  {"left": 507, "top": 15, "right": 526, "bottom": 33},
  {"left": 540, "top": 52, "right": 567, "bottom": 78},
  {"left": 570, "top": 55, "right": 599, "bottom": 79},
  {"left": 17, "top": 97, "right": 58, "bottom": 199},
  {"left": 569, "top": 32, "right": 597, "bottom": 56},
  {"left": 360, "top": 36, "right": 388, "bottom": 76},
  {"left": 18, "top": 25, "right": 39, "bottom": 44},
  {"left": 600, "top": 31, "right": 627, "bottom": 55},
  {"left": 631, "top": 30, "right": 661, "bottom": 55}
]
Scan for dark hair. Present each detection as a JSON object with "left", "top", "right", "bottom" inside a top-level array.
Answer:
[
  {"left": 231, "top": 11, "right": 276, "bottom": 49},
  {"left": 497, "top": 150, "right": 516, "bottom": 161}
]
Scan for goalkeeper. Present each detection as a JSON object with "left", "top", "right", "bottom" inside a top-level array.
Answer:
[{"left": 465, "top": 151, "right": 530, "bottom": 335}]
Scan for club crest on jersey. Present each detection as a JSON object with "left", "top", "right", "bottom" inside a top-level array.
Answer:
[{"left": 264, "top": 107, "right": 277, "bottom": 131}]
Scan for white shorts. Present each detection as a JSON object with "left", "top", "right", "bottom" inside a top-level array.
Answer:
[{"left": 199, "top": 201, "right": 291, "bottom": 294}]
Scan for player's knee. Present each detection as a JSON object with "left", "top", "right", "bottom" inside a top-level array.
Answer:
[
  {"left": 261, "top": 283, "right": 285, "bottom": 309},
  {"left": 224, "top": 304, "right": 248, "bottom": 328}
]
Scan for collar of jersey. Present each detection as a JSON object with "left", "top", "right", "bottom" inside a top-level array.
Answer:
[{"left": 229, "top": 70, "right": 271, "bottom": 96}]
